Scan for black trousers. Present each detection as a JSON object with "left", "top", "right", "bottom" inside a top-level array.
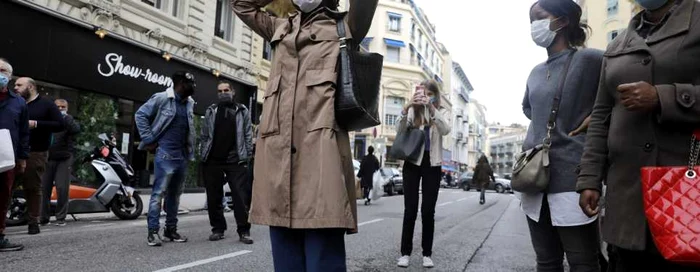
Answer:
[
  {"left": 203, "top": 162, "right": 251, "bottom": 235},
  {"left": 527, "top": 195, "right": 600, "bottom": 272},
  {"left": 400, "top": 155, "right": 441, "bottom": 257}
]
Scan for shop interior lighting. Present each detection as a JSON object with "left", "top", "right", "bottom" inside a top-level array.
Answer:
[
  {"left": 161, "top": 51, "right": 172, "bottom": 61},
  {"left": 94, "top": 26, "right": 107, "bottom": 39}
]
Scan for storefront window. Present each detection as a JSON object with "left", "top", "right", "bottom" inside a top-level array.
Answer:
[{"left": 74, "top": 92, "right": 118, "bottom": 186}]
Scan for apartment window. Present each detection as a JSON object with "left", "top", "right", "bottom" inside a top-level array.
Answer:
[
  {"left": 262, "top": 42, "right": 272, "bottom": 61},
  {"left": 141, "top": 0, "right": 181, "bottom": 17},
  {"left": 388, "top": 13, "right": 402, "bottom": 33},
  {"left": 607, "top": 0, "right": 618, "bottom": 16},
  {"left": 386, "top": 46, "right": 400, "bottom": 63},
  {"left": 607, "top": 30, "right": 619, "bottom": 43},
  {"left": 411, "top": 22, "right": 416, "bottom": 41},
  {"left": 215, "top": 0, "right": 236, "bottom": 42},
  {"left": 384, "top": 114, "right": 399, "bottom": 126}
]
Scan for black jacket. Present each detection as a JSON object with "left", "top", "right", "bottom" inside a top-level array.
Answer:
[
  {"left": 48, "top": 114, "right": 80, "bottom": 161},
  {"left": 28, "top": 95, "right": 64, "bottom": 152},
  {"left": 358, "top": 154, "right": 380, "bottom": 188},
  {"left": 199, "top": 103, "right": 253, "bottom": 164}
]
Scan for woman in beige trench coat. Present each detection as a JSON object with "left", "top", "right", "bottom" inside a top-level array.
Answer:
[{"left": 232, "top": 0, "right": 378, "bottom": 271}]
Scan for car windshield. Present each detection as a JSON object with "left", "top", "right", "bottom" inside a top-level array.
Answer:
[{"left": 382, "top": 168, "right": 398, "bottom": 177}]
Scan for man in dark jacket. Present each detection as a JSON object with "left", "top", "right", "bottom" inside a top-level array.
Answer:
[
  {"left": 199, "top": 81, "right": 253, "bottom": 244},
  {"left": 14, "top": 77, "right": 64, "bottom": 235},
  {"left": 357, "top": 146, "right": 380, "bottom": 205},
  {"left": 0, "top": 58, "right": 29, "bottom": 252},
  {"left": 40, "top": 99, "right": 80, "bottom": 226}
]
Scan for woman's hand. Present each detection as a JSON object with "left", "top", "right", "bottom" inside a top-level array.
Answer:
[{"left": 569, "top": 115, "right": 591, "bottom": 136}]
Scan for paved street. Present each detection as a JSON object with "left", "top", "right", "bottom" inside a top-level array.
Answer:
[{"left": 2, "top": 190, "right": 535, "bottom": 272}]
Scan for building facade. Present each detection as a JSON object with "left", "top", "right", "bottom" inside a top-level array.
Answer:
[
  {"left": 580, "top": 0, "right": 640, "bottom": 50},
  {"left": 448, "top": 62, "right": 473, "bottom": 172},
  {"left": 359, "top": 0, "right": 449, "bottom": 168},
  {"left": 489, "top": 132, "right": 527, "bottom": 177},
  {"left": 1, "top": 0, "right": 259, "bottom": 187},
  {"left": 466, "top": 100, "right": 488, "bottom": 171}
]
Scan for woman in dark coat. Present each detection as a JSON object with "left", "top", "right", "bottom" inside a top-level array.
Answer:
[
  {"left": 357, "top": 146, "right": 380, "bottom": 205},
  {"left": 472, "top": 155, "right": 494, "bottom": 205}
]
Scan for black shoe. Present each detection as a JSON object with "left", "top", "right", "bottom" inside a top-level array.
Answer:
[
  {"left": 163, "top": 227, "right": 188, "bottom": 243},
  {"left": 479, "top": 199, "right": 485, "bottom": 205},
  {"left": 28, "top": 224, "right": 40, "bottom": 235},
  {"left": 147, "top": 229, "right": 163, "bottom": 247},
  {"left": 39, "top": 219, "right": 50, "bottom": 226},
  {"left": 209, "top": 232, "right": 225, "bottom": 241},
  {"left": 364, "top": 200, "right": 369, "bottom": 206},
  {"left": 0, "top": 237, "right": 23, "bottom": 252},
  {"left": 239, "top": 233, "right": 254, "bottom": 245},
  {"left": 55, "top": 220, "right": 66, "bottom": 227}
]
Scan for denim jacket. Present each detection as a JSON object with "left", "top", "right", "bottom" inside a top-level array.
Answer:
[
  {"left": 135, "top": 88, "right": 196, "bottom": 161},
  {"left": 199, "top": 103, "right": 253, "bottom": 163}
]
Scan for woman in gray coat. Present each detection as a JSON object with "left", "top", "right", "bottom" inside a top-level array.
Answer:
[
  {"left": 522, "top": 1, "right": 604, "bottom": 271},
  {"left": 578, "top": 0, "right": 700, "bottom": 271}
]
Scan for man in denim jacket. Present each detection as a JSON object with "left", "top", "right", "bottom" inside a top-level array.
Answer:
[{"left": 135, "top": 71, "right": 196, "bottom": 247}]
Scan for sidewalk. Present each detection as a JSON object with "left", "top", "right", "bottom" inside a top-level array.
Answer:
[
  {"left": 69, "top": 192, "right": 207, "bottom": 221},
  {"left": 466, "top": 196, "right": 537, "bottom": 272}
]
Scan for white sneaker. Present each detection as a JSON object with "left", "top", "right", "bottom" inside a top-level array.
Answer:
[
  {"left": 397, "top": 256, "right": 410, "bottom": 268},
  {"left": 423, "top": 256, "right": 434, "bottom": 268}
]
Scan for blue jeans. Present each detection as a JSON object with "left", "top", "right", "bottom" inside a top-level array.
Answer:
[
  {"left": 147, "top": 153, "right": 188, "bottom": 230},
  {"left": 269, "top": 227, "right": 346, "bottom": 272}
]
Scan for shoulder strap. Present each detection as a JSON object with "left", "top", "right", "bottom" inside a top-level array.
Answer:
[
  {"left": 336, "top": 18, "right": 349, "bottom": 49},
  {"left": 544, "top": 50, "right": 576, "bottom": 146}
]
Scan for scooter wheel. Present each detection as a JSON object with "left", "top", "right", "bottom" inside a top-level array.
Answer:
[{"left": 112, "top": 192, "right": 143, "bottom": 220}]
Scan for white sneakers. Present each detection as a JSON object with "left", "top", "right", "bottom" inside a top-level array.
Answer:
[
  {"left": 423, "top": 256, "right": 435, "bottom": 268},
  {"left": 397, "top": 256, "right": 435, "bottom": 268},
  {"left": 397, "top": 256, "right": 410, "bottom": 267}
]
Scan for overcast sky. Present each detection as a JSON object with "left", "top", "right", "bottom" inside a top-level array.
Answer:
[{"left": 416, "top": 0, "right": 544, "bottom": 126}]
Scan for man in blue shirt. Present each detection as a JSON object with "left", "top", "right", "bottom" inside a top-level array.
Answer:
[
  {"left": 0, "top": 58, "right": 29, "bottom": 252},
  {"left": 135, "top": 71, "right": 196, "bottom": 247}
]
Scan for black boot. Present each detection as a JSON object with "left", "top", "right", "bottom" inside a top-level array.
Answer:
[
  {"left": 28, "top": 223, "right": 40, "bottom": 235},
  {"left": 147, "top": 229, "right": 163, "bottom": 247},
  {"left": 239, "top": 233, "right": 254, "bottom": 245},
  {"left": 164, "top": 227, "right": 188, "bottom": 243}
]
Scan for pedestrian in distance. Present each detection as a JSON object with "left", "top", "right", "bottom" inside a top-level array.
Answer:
[
  {"left": 199, "top": 81, "right": 254, "bottom": 245},
  {"left": 233, "top": 0, "right": 378, "bottom": 270},
  {"left": 521, "top": 0, "right": 604, "bottom": 271},
  {"left": 396, "top": 80, "right": 451, "bottom": 268},
  {"left": 14, "top": 77, "right": 65, "bottom": 235},
  {"left": 0, "top": 58, "right": 29, "bottom": 252},
  {"left": 357, "top": 146, "right": 380, "bottom": 206},
  {"left": 578, "top": 0, "right": 700, "bottom": 271},
  {"left": 135, "top": 71, "right": 196, "bottom": 247},
  {"left": 472, "top": 155, "right": 494, "bottom": 205},
  {"left": 40, "top": 99, "right": 80, "bottom": 227}
]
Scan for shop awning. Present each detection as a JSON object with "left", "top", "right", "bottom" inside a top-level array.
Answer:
[{"left": 384, "top": 38, "right": 406, "bottom": 48}]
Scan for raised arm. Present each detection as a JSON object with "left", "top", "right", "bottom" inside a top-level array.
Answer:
[
  {"left": 347, "top": 0, "right": 379, "bottom": 42},
  {"left": 232, "top": 0, "right": 283, "bottom": 41}
]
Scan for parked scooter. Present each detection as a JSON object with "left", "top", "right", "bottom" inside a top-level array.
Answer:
[{"left": 6, "top": 134, "right": 143, "bottom": 226}]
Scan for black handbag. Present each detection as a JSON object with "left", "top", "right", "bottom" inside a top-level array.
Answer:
[
  {"left": 388, "top": 121, "right": 425, "bottom": 163},
  {"left": 334, "top": 17, "right": 383, "bottom": 131}
]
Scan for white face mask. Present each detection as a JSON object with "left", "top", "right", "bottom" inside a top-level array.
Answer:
[
  {"left": 531, "top": 19, "right": 560, "bottom": 48},
  {"left": 293, "top": 0, "right": 323, "bottom": 13}
]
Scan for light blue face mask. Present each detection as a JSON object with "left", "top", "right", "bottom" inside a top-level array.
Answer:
[
  {"left": 636, "top": 0, "right": 669, "bottom": 10},
  {"left": 0, "top": 74, "right": 8, "bottom": 88}
]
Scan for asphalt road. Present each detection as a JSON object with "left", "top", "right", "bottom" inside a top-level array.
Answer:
[{"left": 2, "top": 190, "right": 536, "bottom": 272}]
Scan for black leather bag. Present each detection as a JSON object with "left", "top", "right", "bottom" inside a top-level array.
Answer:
[
  {"left": 388, "top": 122, "right": 425, "bottom": 163},
  {"left": 334, "top": 17, "right": 383, "bottom": 131}
]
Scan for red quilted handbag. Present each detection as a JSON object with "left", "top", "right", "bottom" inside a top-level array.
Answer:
[{"left": 641, "top": 131, "right": 700, "bottom": 267}]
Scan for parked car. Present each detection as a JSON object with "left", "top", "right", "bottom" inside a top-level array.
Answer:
[
  {"left": 381, "top": 167, "right": 403, "bottom": 196},
  {"left": 457, "top": 173, "right": 512, "bottom": 194}
]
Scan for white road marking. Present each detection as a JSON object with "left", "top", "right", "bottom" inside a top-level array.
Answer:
[
  {"left": 81, "top": 223, "right": 116, "bottom": 228},
  {"left": 452, "top": 191, "right": 462, "bottom": 194},
  {"left": 358, "top": 218, "right": 384, "bottom": 226},
  {"left": 456, "top": 197, "right": 468, "bottom": 202},
  {"left": 152, "top": 250, "right": 252, "bottom": 272},
  {"left": 437, "top": 201, "right": 454, "bottom": 207}
]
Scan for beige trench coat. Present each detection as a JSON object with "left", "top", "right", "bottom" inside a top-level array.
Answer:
[
  {"left": 577, "top": 0, "right": 700, "bottom": 251},
  {"left": 232, "top": 0, "right": 378, "bottom": 232}
]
